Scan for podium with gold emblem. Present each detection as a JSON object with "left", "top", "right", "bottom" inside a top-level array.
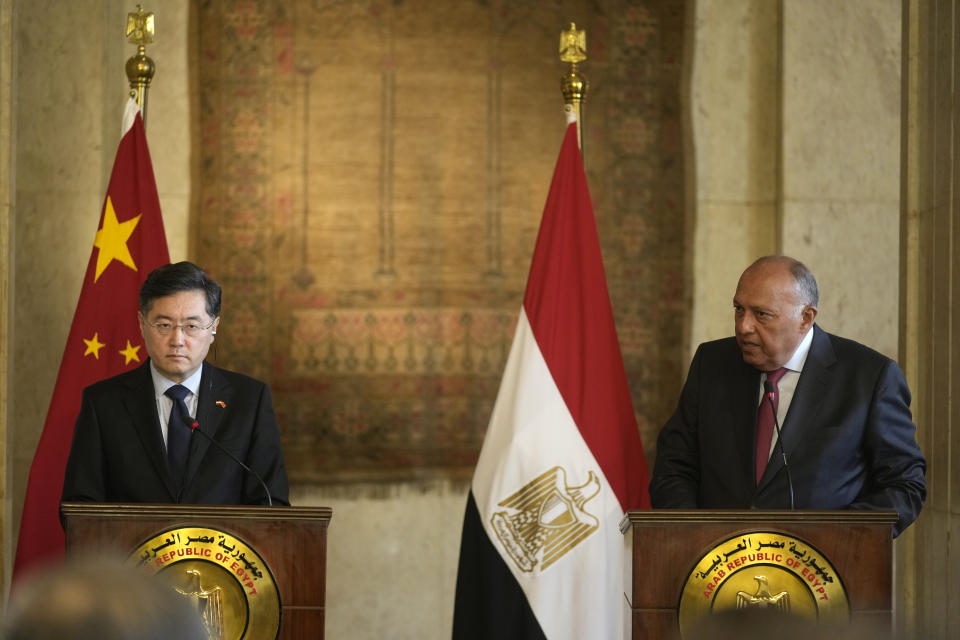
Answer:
[
  {"left": 62, "top": 503, "right": 332, "bottom": 639},
  {"left": 620, "top": 510, "right": 898, "bottom": 639}
]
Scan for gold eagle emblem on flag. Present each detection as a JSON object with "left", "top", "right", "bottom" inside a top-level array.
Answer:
[{"left": 490, "top": 466, "right": 600, "bottom": 572}]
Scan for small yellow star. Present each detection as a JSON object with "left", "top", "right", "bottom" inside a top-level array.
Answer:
[
  {"left": 93, "top": 196, "right": 141, "bottom": 282},
  {"left": 83, "top": 332, "right": 106, "bottom": 359},
  {"left": 119, "top": 340, "right": 142, "bottom": 365}
]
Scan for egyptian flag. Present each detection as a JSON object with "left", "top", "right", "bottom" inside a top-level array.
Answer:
[
  {"left": 13, "top": 98, "right": 171, "bottom": 582},
  {"left": 452, "top": 113, "right": 650, "bottom": 639}
]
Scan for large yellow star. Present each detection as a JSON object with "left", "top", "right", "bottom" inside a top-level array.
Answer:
[
  {"left": 119, "top": 340, "right": 142, "bottom": 365},
  {"left": 93, "top": 196, "right": 141, "bottom": 282},
  {"left": 83, "top": 332, "right": 106, "bottom": 359}
]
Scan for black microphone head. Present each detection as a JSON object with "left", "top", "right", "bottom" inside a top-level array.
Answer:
[{"left": 763, "top": 379, "right": 775, "bottom": 396}]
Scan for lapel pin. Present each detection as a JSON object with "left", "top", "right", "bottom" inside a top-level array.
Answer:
[{"left": 216, "top": 400, "right": 226, "bottom": 408}]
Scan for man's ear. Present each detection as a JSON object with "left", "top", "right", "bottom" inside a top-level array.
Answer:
[{"left": 800, "top": 305, "right": 818, "bottom": 330}]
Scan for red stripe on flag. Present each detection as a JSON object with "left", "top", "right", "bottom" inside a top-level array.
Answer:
[
  {"left": 12, "top": 105, "right": 171, "bottom": 583},
  {"left": 522, "top": 122, "right": 650, "bottom": 511}
]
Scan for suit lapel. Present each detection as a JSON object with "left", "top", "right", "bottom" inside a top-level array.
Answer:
[
  {"left": 123, "top": 361, "right": 179, "bottom": 500},
  {"left": 759, "top": 325, "right": 834, "bottom": 486},
  {"left": 731, "top": 358, "right": 763, "bottom": 490},
  {"left": 181, "top": 362, "right": 232, "bottom": 492}
]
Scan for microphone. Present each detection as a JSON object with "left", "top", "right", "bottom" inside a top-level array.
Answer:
[
  {"left": 184, "top": 417, "right": 274, "bottom": 507},
  {"left": 763, "top": 380, "right": 795, "bottom": 510}
]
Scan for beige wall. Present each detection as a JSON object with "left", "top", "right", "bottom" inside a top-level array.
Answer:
[
  {"left": 292, "top": 482, "right": 468, "bottom": 638},
  {"left": 691, "top": 0, "right": 902, "bottom": 360},
  {"left": 690, "top": 0, "right": 779, "bottom": 348},
  {"left": 901, "top": 1, "right": 959, "bottom": 637},
  {"left": 781, "top": 0, "right": 902, "bottom": 356}
]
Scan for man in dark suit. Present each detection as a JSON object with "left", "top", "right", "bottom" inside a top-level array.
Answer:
[
  {"left": 650, "top": 256, "right": 925, "bottom": 536},
  {"left": 62, "top": 262, "right": 289, "bottom": 506}
]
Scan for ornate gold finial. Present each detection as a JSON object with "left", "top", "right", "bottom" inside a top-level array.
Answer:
[
  {"left": 125, "top": 5, "right": 155, "bottom": 45},
  {"left": 559, "top": 22, "right": 586, "bottom": 65},
  {"left": 125, "top": 5, "right": 156, "bottom": 126},
  {"left": 559, "top": 23, "right": 588, "bottom": 149}
]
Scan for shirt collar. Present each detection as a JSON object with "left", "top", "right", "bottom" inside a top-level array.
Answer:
[
  {"left": 149, "top": 360, "right": 204, "bottom": 398},
  {"left": 782, "top": 326, "right": 814, "bottom": 373}
]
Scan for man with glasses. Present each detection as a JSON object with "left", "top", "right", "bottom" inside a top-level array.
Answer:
[{"left": 62, "top": 261, "right": 289, "bottom": 505}]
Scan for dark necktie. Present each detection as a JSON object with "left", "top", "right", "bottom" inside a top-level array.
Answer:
[
  {"left": 165, "top": 384, "right": 193, "bottom": 487},
  {"left": 756, "top": 367, "right": 788, "bottom": 484}
]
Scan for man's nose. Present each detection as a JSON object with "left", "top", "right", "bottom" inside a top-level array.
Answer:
[{"left": 736, "top": 313, "right": 754, "bottom": 334}]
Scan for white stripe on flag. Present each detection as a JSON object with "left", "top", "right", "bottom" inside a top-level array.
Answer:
[{"left": 472, "top": 308, "right": 627, "bottom": 640}]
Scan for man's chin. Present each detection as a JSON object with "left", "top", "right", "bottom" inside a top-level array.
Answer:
[
  {"left": 158, "top": 360, "right": 195, "bottom": 382},
  {"left": 738, "top": 350, "right": 764, "bottom": 368}
]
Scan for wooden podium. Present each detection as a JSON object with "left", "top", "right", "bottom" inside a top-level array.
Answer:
[
  {"left": 620, "top": 510, "right": 898, "bottom": 640},
  {"left": 61, "top": 502, "right": 332, "bottom": 639}
]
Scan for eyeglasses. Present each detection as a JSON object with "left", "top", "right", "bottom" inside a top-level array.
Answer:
[{"left": 146, "top": 320, "right": 216, "bottom": 337}]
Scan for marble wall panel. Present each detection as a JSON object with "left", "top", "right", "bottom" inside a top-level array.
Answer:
[
  {"left": 781, "top": 0, "right": 901, "bottom": 357},
  {"left": 900, "top": 1, "right": 959, "bottom": 635},
  {"left": 291, "top": 483, "right": 468, "bottom": 639},
  {"left": 914, "top": 508, "right": 950, "bottom": 638},
  {"left": 689, "top": 0, "right": 778, "bottom": 354},
  {"left": 690, "top": 0, "right": 779, "bottom": 203},
  {"left": 782, "top": 0, "right": 901, "bottom": 202},
  {"left": 781, "top": 200, "right": 900, "bottom": 358},
  {"left": 691, "top": 201, "right": 775, "bottom": 345}
]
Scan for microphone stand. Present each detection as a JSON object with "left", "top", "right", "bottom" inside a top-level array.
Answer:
[
  {"left": 186, "top": 419, "right": 274, "bottom": 507},
  {"left": 764, "top": 380, "right": 795, "bottom": 510}
]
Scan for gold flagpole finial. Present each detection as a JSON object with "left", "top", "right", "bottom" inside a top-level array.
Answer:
[
  {"left": 559, "top": 22, "right": 588, "bottom": 150},
  {"left": 125, "top": 5, "right": 156, "bottom": 127}
]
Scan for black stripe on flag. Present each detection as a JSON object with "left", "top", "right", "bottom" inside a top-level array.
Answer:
[{"left": 452, "top": 491, "right": 548, "bottom": 640}]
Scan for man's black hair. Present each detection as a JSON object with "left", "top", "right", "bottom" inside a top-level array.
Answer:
[{"left": 138, "top": 261, "right": 222, "bottom": 318}]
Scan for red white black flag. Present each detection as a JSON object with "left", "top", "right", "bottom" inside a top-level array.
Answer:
[{"left": 453, "top": 113, "right": 650, "bottom": 639}]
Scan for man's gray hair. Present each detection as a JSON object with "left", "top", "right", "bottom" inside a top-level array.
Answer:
[
  {"left": 789, "top": 259, "right": 819, "bottom": 308},
  {"left": 751, "top": 255, "right": 819, "bottom": 307}
]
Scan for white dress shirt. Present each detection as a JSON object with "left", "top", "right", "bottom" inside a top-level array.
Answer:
[
  {"left": 149, "top": 362, "right": 203, "bottom": 448},
  {"left": 758, "top": 326, "right": 814, "bottom": 461}
]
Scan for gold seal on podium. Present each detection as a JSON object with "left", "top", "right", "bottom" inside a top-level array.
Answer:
[
  {"left": 678, "top": 531, "right": 849, "bottom": 637},
  {"left": 127, "top": 526, "right": 281, "bottom": 640}
]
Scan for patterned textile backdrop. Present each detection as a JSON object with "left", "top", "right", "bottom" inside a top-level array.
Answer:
[{"left": 193, "top": 0, "right": 688, "bottom": 484}]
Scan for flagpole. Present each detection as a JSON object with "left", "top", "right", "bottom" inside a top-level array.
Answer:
[
  {"left": 125, "top": 5, "right": 156, "bottom": 128},
  {"left": 559, "top": 22, "right": 588, "bottom": 152}
]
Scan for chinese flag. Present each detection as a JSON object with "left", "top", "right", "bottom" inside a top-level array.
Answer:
[{"left": 12, "top": 98, "right": 171, "bottom": 582}]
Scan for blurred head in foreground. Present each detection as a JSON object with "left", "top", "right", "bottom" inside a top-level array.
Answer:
[{"left": 3, "top": 557, "right": 207, "bottom": 640}]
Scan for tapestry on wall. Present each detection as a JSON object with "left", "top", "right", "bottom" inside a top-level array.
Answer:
[{"left": 193, "top": 0, "right": 687, "bottom": 484}]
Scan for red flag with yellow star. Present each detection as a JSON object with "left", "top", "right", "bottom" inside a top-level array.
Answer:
[{"left": 13, "top": 99, "right": 170, "bottom": 581}]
